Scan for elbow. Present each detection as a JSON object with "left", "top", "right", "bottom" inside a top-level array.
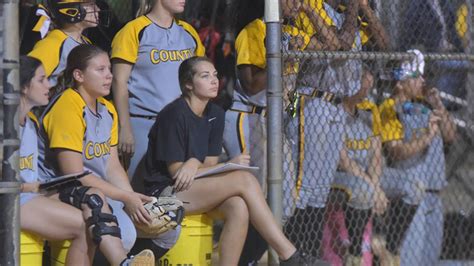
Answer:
[{"left": 443, "top": 132, "right": 457, "bottom": 145}]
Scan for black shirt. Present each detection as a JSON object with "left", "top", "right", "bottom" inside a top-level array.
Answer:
[{"left": 144, "top": 97, "right": 225, "bottom": 188}]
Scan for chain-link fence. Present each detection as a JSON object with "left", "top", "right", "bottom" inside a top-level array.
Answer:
[
  {"left": 97, "top": 0, "right": 473, "bottom": 264},
  {"left": 15, "top": 0, "right": 474, "bottom": 265},
  {"left": 280, "top": 0, "right": 474, "bottom": 265}
]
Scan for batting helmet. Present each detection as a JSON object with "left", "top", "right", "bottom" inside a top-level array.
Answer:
[{"left": 47, "top": 0, "right": 108, "bottom": 26}]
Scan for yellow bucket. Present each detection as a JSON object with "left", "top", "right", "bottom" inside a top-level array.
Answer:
[
  {"left": 49, "top": 240, "right": 71, "bottom": 266},
  {"left": 20, "top": 231, "right": 44, "bottom": 266},
  {"left": 159, "top": 214, "right": 213, "bottom": 266}
]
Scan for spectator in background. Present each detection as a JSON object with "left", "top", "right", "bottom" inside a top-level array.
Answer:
[
  {"left": 284, "top": 0, "right": 388, "bottom": 262},
  {"left": 401, "top": 0, "right": 463, "bottom": 53},
  {"left": 223, "top": 1, "right": 320, "bottom": 264},
  {"left": 28, "top": 0, "right": 101, "bottom": 87},
  {"left": 401, "top": 0, "right": 468, "bottom": 109},
  {"left": 329, "top": 69, "right": 388, "bottom": 265},
  {"left": 379, "top": 50, "right": 456, "bottom": 265}
]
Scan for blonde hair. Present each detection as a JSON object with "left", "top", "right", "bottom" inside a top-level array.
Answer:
[{"left": 136, "top": 0, "right": 156, "bottom": 17}]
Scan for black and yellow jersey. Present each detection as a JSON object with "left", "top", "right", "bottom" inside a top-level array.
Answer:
[
  {"left": 38, "top": 88, "right": 118, "bottom": 180},
  {"left": 111, "top": 16, "right": 205, "bottom": 116},
  {"left": 28, "top": 29, "right": 91, "bottom": 86}
]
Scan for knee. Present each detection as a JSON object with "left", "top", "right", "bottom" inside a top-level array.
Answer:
[
  {"left": 86, "top": 187, "right": 106, "bottom": 200},
  {"left": 233, "top": 171, "right": 261, "bottom": 192},
  {"left": 70, "top": 218, "right": 88, "bottom": 240},
  {"left": 85, "top": 188, "right": 109, "bottom": 211},
  {"left": 222, "top": 197, "right": 249, "bottom": 222}
]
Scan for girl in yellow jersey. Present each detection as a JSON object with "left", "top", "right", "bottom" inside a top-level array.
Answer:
[
  {"left": 111, "top": 0, "right": 205, "bottom": 182},
  {"left": 28, "top": 0, "right": 101, "bottom": 87},
  {"left": 38, "top": 45, "right": 156, "bottom": 266}
]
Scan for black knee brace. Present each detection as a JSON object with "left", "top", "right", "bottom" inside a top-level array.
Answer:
[{"left": 59, "top": 186, "right": 121, "bottom": 245}]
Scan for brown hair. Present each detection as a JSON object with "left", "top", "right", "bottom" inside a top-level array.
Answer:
[
  {"left": 178, "top": 56, "right": 214, "bottom": 97},
  {"left": 136, "top": 0, "right": 155, "bottom": 16},
  {"left": 20, "top": 56, "right": 43, "bottom": 93},
  {"left": 53, "top": 44, "right": 107, "bottom": 95}
]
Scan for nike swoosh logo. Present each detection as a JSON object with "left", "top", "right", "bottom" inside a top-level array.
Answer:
[{"left": 208, "top": 117, "right": 216, "bottom": 122}]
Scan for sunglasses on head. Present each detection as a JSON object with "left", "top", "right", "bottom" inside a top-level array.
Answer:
[{"left": 393, "top": 69, "right": 422, "bottom": 81}]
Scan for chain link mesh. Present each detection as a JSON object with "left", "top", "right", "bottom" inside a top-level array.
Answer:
[
  {"left": 19, "top": 0, "right": 474, "bottom": 264},
  {"left": 281, "top": 0, "right": 474, "bottom": 264}
]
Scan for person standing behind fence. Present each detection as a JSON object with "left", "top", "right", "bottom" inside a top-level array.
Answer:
[
  {"left": 28, "top": 0, "right": 101, "bottom": 87},
  {"left": 330, "top": 69, "right": 388, "bottom": 265},
  {"left": 284, "top": 0, "right": 388, "bottom": 261},
  {"left": 111, "top": 0, "right": 205, "bottom": 183},
  {"left": 379, "top": 49, "right": 456, "bottom": 265},
  {"left": 222, "top": 0, "right": 318, "bottom": 263},
  {"left": 37, "top": 44, "right": 156, "bottom": 265}
]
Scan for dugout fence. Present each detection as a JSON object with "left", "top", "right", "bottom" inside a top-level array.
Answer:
[
  {"left": 9, "top": 0, "right": 474, "bottom": 265},
  {"left": 278, "top": 0, "right": 474, "bottom": 265}
]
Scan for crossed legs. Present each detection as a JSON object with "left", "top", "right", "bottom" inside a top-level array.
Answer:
[{"left": 178, "top": 170, "right": 297, "bottom": 264}]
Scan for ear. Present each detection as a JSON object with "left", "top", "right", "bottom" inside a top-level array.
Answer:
[
  {"left": 21, "top": 85, "right": 29, "bottom": 96},
  {"left": 185, "top": 82, "right": 193, "bottom": 92},
  {"left": 72, "top": 69, "right": 84, "bottom": 83}
]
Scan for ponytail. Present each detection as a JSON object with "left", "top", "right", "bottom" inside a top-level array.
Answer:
[
  {"left": 50, "top": 69, "right": 74, "bottom": 97},
  {"left": 136, "top": 0, "right": 155, "bottom": 17},
  {"left": 51, "top": 44, "right": 107, "bottom": 97}
]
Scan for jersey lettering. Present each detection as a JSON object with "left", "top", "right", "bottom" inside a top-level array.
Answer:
[
  {"left": 345, "top": 138, "right": 372, "bottom": 150},
  {"left": 85, "top": 139, "right": 111, "bottom": 160},
  {"left": 19, "top": 154, "right": 34, "bottom": 170},
  {"left": 150, "top": 48, "right": 194, "bottom": 64}
]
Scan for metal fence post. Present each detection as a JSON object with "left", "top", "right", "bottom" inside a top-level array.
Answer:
[
  {"left": 467, "top": 0, "right": 474, "bottom": 122},
  {"left": 265, "top": 0, "right": 283, "bottom": 265},
  {"left": 1, "top": 1, "right": 21, "bottom": 265}
]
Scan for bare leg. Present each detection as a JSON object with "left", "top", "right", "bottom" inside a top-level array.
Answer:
[
  {"left": 178, "top": 170, "right": 296, "bottom": 260},
  {"left": 21, "top": 196, "right": 91, "bottom": 265},
  {"left": 208, "top": 196, "right": 249, "bottom": 266}
]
